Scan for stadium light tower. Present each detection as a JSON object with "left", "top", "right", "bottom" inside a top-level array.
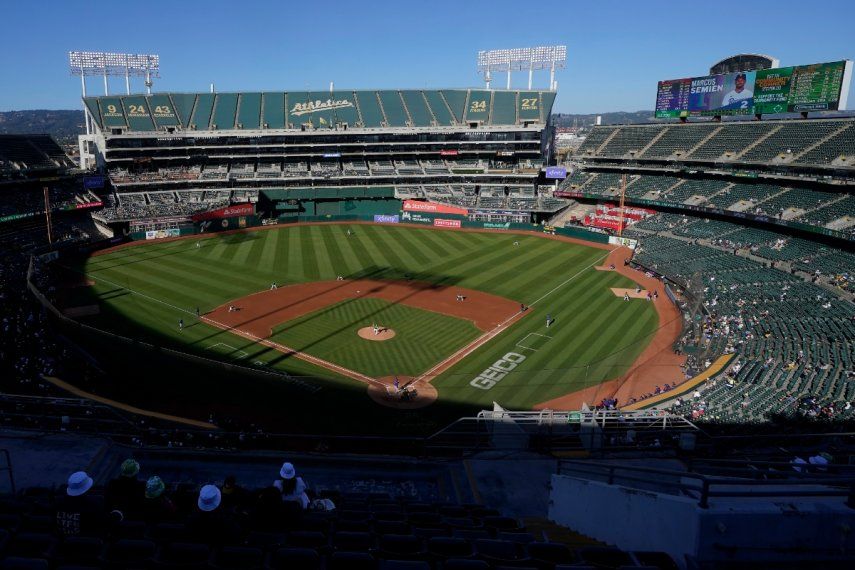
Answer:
[
  {"left": 478, "top": 45, "right": 566, "bottom": 90},
  {"left": 69, "top": 51, "right": 160, "bottom": 98}
]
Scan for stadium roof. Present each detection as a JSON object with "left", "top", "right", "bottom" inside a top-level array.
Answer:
[{"left": 83, "top": 89, "right": 556, "bottom": 132}]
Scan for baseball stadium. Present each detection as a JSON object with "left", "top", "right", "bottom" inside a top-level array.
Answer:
[{"left": 2, "top": 13, "right": 855, "bottom": 567}]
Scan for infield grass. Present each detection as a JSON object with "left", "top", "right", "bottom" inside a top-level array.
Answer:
[
  {"left": 72, "top": 223, "right": 659, "bottom": 420},
  {"left": 270, "top": 298, "right": 481, "bottom": 377}
]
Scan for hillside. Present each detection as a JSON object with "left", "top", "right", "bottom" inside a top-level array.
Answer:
[{"left": 0, "top": 110, "right": 85, "bottom": 145}]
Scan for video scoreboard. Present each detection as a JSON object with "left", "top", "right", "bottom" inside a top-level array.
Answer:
[{"left": 655, "top": 60, "right": 852, "bottom": 118}]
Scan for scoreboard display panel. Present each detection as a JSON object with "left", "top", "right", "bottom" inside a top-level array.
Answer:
[
  {"left": 655, "top": 60, "right": 852, "bottom": 118},
  {"left": 754, "top": 61, "right": 852, "bottom": 114}
]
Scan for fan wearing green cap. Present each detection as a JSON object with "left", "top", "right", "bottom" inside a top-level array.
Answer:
[
  {"left": 141, "top": 476, "right": 177, "bottom": 523},
  {"left": 106, "top": 459, "right": 145, "bottom": 519}
]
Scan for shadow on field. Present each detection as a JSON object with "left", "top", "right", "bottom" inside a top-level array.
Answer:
[
  {"left": 193, "top": 266, "right": 466, "bottom": 364},
  {"left": 56, "top": 312, "right": 482, "bottom": 437}
]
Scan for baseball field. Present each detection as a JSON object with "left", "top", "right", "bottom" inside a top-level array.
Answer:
[{"left": 64, "top": 223, "right": 665, "bottom": 431}]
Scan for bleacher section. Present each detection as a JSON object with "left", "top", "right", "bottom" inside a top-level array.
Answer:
[
  {"left": 562, "top": 169, "right": 854, "bottom": 237},
  {"left": 0, "top": 135, "right": 73, "bottom": 176},
  {"left": 577, "top": 118, "right": 855, "bottom": 169},
  {"left": 628, "top": 215, "right": 855, "bottom": 424}
]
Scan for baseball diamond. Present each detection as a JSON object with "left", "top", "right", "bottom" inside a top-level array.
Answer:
[{"left": 63, "top": 222, "right": 668, "bottom": 427}]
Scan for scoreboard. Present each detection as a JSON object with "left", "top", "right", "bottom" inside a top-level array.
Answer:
[{"left": 655, "top": 60, "right": 852, "bottom": 118}]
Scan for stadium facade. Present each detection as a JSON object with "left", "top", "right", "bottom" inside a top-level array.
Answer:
[{"left": 77, "top": 88, "right": 567, "bottom": 232}]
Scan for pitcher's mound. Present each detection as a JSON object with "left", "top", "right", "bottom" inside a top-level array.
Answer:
[
  {"left": 367, "top": 376, "right": 438, "bottom": 409},
  {"left": 358, "top": 326, "right": 396, "bottom": 341}
]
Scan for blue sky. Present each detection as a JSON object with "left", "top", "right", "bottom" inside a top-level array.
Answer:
[{"left": 1, "top": 0, "right": 853, "bottom": 113}]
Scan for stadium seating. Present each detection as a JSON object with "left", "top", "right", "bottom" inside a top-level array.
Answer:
[
  {"left": 0, "top": 136, "right": 71, "bottom": 173},
  {"left": 643, "top": 124, "right": 717, "bottom": 158},
  {"left": 577, "top": 118, "right": 855, "bottom": 170},
  {"left": 0, "top": 481, "right": 674, "bottom": 570},
  {"left": 628, "top": 213, "right": 854, "bottom": 422},
  {"left": 687, "top": 122, "right": 776, "bottom": 160}
]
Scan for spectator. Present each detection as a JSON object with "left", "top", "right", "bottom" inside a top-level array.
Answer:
[
  {"left": 106, "top": 459, "right": 144, "bottom": 517},
  {"left": 54, "top": 471, "right": 105, "bottom": 536},
  {"left": 220, "top": 475, "right": 249, "bottom": 514},
  {"left": 140, "top": 476, "right": 177, "bottom": 523},
  {"left": 187, "top": 484, "right": 242, "bottom": 544},
  {"left": 274, "top": 462, "right": 309, "bottom": 509}
]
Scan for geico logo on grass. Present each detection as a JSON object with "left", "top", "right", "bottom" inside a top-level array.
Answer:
[{"left": 470, "top": 352, "right": 526, "bottom": 390}]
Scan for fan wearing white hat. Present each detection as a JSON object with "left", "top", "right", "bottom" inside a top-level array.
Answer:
[
  {"left": 273, "top": 462, "right": 309, "bottom": 509},
  {"left": 187, "top": 483, "right": 242, "bottom": 544},
  {"left": 54, "top": 471, "right": 106, "bottom": 536}
]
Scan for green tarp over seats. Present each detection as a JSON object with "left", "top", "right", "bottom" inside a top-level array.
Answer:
[
  {"left": 262, "top": 92, "right": 286, "bottom": 129},
  {"left": 149, "top": 94, "right": 180, "bottom": 128},
  {"left": 491, "top": 91, "right": 517, "bottom": 125},
  {"left": 236, "top": 92, "right": 262, "bottom": 129},
  {"left": 441, "top": 90, "right": 467, "bottom": 123},
  {"left": 423, "top": 91, "right": 455, "bottom": 125},
  {"left": 172, "top": 94, "right": 197, "bottom": 128},
  {"left": 464, "top": 90, "right": 492, "bottom": 123},
  {"left": 211, "top": 93, "right": 239, "bottom": 130},
  {"left": 98, "top": 97, "right": 127, "bottom": 129},
  {"left": 122, "top": 96, "right": 155, "bottom": 131}
]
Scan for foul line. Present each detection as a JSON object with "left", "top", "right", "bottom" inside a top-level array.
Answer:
[
  {"left": 415, "top": 248, "right": 615, "bottom": 383},
  {"left": 85, "top": 247, "right": 616, "bottom": 390},
  {"left": 85, "top": 273, "right": 385, "bottom": 388}
]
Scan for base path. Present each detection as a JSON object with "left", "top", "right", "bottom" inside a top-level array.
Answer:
[
  {"left": 203, "top": 279, "right": 523, "bottom": 409},
  {"left": 534, "top": 247, "right": 686, "bottom": 410},
  {"left": 207, "top": 279, "right": 521, "bottom": 336}
]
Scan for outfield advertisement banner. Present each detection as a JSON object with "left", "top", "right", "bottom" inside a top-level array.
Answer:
[
  {"left": 191, "top": 203, "right": 254, "bottom": 221},
  {"left": 609, "top": 236, "right": 638, "bottom": 250},
  {"left": 433, "top": 218, "right": 462, "bottom": 228},
  {"left": 544, "top": 166, "right": 567, "bottom": 179},
  {"left": 373, "top": 214, "right": 400, "bottom": 223},
  {"left": 656, "top": 60, "right": 852, "bottom": 117},
  {"left": 482, "top": 221, "right": 511, "bottom": 230},
  {"left": 402, "top": 200, "right": 468, "bottom": 216},
  {"left": 145, "top": 229, "right": 181, "bottom": 240},
  {"left": 83, "top": 175, "right": 105, "bottom": 189}
]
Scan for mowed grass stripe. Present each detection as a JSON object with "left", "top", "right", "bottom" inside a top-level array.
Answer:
[
  {"left": 370, "top": 225, "right": 426, "bottom": 272},
  {"left": 384, "top": 226, "right": 441, "bottom": 266},
  {"left": 83, "top": 225, "right": 660, "bottom": 412},
  {"left": 361, "top": 226, "right": 410, "bottom": 273},
  {"left": 318, "top": 224, "right": 358, "bottom": 277},
  {"left": 94, "top": 249, "right": 268, "bottom": 304},
  {"left": 299, "top": 226, "right": 322, "bottom": 280},
  {"left": 257, "top": 230, "right": 279, "bottom": 273},
  {"left": 308, "top": 225, "right": 336, "bottom": 278}
]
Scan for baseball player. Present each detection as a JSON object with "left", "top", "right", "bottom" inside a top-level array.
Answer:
[{"left": 178, "top": 318, "right": 184, "bottom": 330}]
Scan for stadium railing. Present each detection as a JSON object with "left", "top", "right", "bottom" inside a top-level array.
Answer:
[{"left": 557, "top": 459, "right": 855, "bottom": 509}]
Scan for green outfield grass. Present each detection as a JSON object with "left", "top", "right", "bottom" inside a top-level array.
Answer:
[
  {"left": 69, "top": 223, "right": 659, "bottom": 429},
  {"left": 269, "top": 298, "right": 481, "bottom": 378}
]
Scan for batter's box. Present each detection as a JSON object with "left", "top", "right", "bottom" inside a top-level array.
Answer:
[
  {"left": 208, "top": 342, "right": 249, "bottom": 360},
  {"left": 516, "top": 332, "right": 552, "bottom": 352}
]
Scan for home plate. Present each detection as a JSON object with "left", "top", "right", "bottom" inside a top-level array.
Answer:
[{"left": 611, "top": 288, "right": 649, "bottom": 299}]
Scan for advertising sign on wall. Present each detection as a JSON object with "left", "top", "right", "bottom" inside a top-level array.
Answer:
[
  {"left": 402, "top": 200, "right": 468, "bottom": 216},
  {"left": 373, "top": 214, "right": 400, "bottom": 223},
  {"left": 191, "top": 203, "right": 254, "bottom": 222},
  {"left": 433, "top": 218, "right": 462, "bottom": 228}
]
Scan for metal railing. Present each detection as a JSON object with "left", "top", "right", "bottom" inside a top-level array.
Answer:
[
  {"left": 558, "top": 459, "right": 855, "bottom": 509},
  {"left": 0, "top": 450, "right": 15, "bottom": 494}
]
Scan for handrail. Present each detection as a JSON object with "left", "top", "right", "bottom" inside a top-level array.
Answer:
[
  {"left": 0, "top": 450, "right": 15, "bottom": 494},
  {"left": 558, "top": 459, "right": 855, "bottom": 509}
]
